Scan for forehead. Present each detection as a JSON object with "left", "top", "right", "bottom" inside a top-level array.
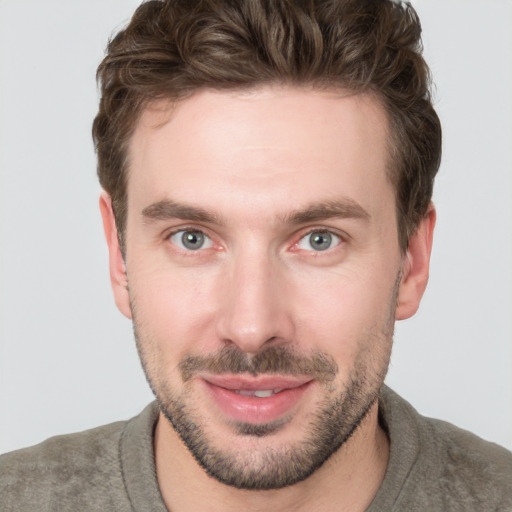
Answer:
[{"left": 127, "top": 86, "right": 392, "bottom": 221}]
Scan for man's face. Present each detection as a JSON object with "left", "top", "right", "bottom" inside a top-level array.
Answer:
[{"left": 112, "top": 87, "right": 407, "bottom": 489}]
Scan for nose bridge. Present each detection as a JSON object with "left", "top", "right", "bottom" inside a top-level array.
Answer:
[{"left": 216, "top": 242, "right": 292, "bottom": 352}]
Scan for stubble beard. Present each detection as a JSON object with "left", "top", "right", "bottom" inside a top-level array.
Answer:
[
  {"left": 132, "top": 329, "right": 393, "bottom": 490},
  {"left": 130, "top": 273, "right": 398, "bottom": 490}
]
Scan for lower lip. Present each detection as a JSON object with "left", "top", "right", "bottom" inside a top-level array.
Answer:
[{"left": 202, "top": 380, "right": 312, "bottom": 424}]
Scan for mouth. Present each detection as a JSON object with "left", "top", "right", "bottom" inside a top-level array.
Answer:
[{"left": 200, "top": 375, "right": 313, "bottom": 425}]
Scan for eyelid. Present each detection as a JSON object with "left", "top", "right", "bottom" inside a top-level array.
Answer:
[
  {"left": 166, "top": 226, "right": 214, "bottom": 252},
  {"left": 164, "top": 224, "right": 209, "bottom": 239},
  {"left": 292, "top": 227, "right": 345, "bottom": 252},
  {"left": 163, "top": 225, "right": 346, "bottom": 254}
]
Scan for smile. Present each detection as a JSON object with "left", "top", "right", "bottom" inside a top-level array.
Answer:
[{"left": 200, "top": 375, "right": 313, "bottom": 424}]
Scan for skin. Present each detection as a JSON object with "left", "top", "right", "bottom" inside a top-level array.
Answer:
[{"left": 100, "top": 86, "right": 435, "bottom": 511}]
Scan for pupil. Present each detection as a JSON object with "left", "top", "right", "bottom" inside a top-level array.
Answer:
[
  {"left": 182, "top": 231, "right": 204, "bottom": 250},
  {"left": 311, "top": 232, "right": 331, "bottom": 251}
]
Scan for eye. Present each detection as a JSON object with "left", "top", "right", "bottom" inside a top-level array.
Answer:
[
  {"left": 297, "top": 230, "right": 341, "bottom": 252},
  {"left": 169, "top": 230, "right": 213, "bottom": 251}
]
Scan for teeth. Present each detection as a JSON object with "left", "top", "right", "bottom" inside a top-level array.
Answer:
[
  {"left": 236, "top": 389, "right": 282, "bottom": 397},
  {"left": 254, "top": 390, "right": 274, "bottom": 398}
]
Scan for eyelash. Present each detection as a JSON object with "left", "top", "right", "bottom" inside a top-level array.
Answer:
[
  {"left": 165, "top": 226, "right": 215, "bottom": 252},
  {"left": 292, "top": 228, "right": 344, "bottom": 253},
  {"left": 164, "top": 226, "right": 345, "bottom": 254}
]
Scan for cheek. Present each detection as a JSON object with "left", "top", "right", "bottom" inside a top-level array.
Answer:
[
  {"left": 290, "top": 266, "right": 396, "bottom": 360},
  {"left": 128, "top": 264, "right": 220, "bottom": 361}
]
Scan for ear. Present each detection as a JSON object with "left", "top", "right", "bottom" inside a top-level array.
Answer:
[
  {"left": 99, "top": 192, "right": 132, "bottom": 319},
  {"left": 395, "top": 203, "right": 436, "bottom": 320}
]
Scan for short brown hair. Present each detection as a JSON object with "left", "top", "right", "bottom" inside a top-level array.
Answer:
[{"left": 93, "top": 0, "right": 441, "bottom": 254}]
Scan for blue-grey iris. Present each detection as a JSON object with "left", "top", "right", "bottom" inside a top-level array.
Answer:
[
  {"left": 309, "top": 232, "right": 332, "bottom": 251},
  {"left": 182, "top": 231, "right": 205, "bottom": 250}
]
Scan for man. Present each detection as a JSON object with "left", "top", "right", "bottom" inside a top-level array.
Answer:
[{"left": 1, "top": 0, "right": 511, "bottom": 510}]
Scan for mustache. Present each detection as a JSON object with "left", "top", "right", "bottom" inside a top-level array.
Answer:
[{"left": 179, "top": 345, "right": 338, "bottom": 383}]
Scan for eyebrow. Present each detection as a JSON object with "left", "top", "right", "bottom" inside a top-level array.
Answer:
[
  {"left": 142, "top": 200, "right": 221, "bottom": 224},
  {"left": 141, "top": 197, "right": 370, "bottom": 226},
  {"left": 283, "top": 199, "right": 370, "bottom": 225}
]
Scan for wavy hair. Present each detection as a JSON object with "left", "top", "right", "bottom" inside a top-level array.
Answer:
[{"left": 93, "top": 0, "right": 441, "bottom": 254}]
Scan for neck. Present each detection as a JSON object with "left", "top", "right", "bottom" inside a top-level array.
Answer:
[{"left": 154, "top": 402, "right": 389, "bottom": 512}]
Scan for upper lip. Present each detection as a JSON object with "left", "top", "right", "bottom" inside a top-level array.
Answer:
[{"left": 201, "top": 374, "right": 312, "bottom": 391}]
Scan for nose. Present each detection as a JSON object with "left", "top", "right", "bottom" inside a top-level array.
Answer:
[{"left": 215, "top": 248, "right": 294, "bottom": 353}]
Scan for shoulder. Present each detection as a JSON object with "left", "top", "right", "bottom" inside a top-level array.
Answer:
[
  {"left": 0, "top": 418, "right": 126, "bottom": 473},
  {"left": 379, "top": 387, "right": 512, "bottom": 510},
  {"left": 0, "top": 418, "right": 130, "bottom": 511},
  {"left": 420, "top": 415, "right": 512, "bottom": 506}
]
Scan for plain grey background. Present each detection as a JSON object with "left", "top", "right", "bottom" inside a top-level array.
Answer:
[{"left": 1, "top": 0, "right": 511, "bottom": 454}]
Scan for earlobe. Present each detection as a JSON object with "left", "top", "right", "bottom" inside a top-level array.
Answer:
[
  {"left": 99, "top": 192, "right": 132, "bottom": 319},
  {"left": 395, "top": 204, "right": 436, "bottom": 320}
]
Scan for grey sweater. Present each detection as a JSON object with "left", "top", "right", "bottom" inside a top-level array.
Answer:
[{"left": 1, "top": 387, "right": 511, "bottom": 511}]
